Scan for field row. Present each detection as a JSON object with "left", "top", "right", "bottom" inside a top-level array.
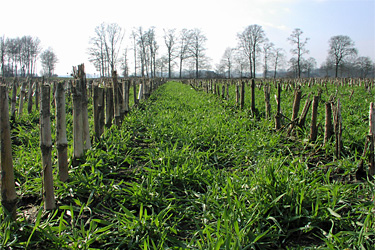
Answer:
[{"left": 0, "top": 79, "right": 374, "bottom": 249}]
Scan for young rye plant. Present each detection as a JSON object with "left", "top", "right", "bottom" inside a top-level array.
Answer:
[{"left": 0, "top": 80, "right": 373, "bottom": 249}]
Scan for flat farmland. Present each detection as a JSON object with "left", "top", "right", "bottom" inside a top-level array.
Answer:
[{"left": 1, "top": 80, "right": 374, "bottom": 249}]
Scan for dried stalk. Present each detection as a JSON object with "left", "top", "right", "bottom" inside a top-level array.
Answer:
[
  {"left": 275, "top": 82, "right": 282, "bottom": 130},
  {"left": 333, "top": 99, "right": 343, "bottom": 159},
  {"left": 122, "top": 80, "right": 130, "bottom": 115},
  {"left": 10, "top": 79, "right": 17, "bottom": 119},
  {"left": 105, "top": 85, "right": 114, "bottom": 127},
  {"left": 27, "top": 79, "right": 33, "bottom": 114},
  {"left": 18, "top": 81, "right": 27, "bottom": 116},
  {"left": 264, "top": 84, "right": 271, "bottom": 119},
  {"left": 55, "top": 81, "right": 68, "bottom": 182},
  {"left": 240, "top": 81, "right": 245, "bottom": 109},
  {"left": 324, "top": 102, "right": 334, "bottom": 144},
  {"left": 288, "top": 89, "right": 302, "bottom": 134},
  {"left": 0, "top": 85, "right": 17, "bottom": 218},
  {"left": 309, "top": 95, "right": 320, "bottom": 142},
  {"left": 112, "top": 71, "right": 121, "bottom": 125},
  {"left": 72, "top": 77, "right": 84, "bottom": 162},
  {"left": 369, "top": 102, "right": 375, "bottom": 176},
  {"left": 40, "top": 84, "right": 55, "bottom": 210},
  {"left": 298, "top": 93, "right": 312, "bottom": 128}
]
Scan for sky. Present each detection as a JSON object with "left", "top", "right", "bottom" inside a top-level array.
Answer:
[{"left": 1, "top": 0, "right": 374, "bottom": 76}]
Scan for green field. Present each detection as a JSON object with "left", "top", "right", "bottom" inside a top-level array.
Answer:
[{"left": 1, "top": 80, "right": 374, "bottom": 249}]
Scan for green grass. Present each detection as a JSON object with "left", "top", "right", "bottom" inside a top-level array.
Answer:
[{"left": 1, "top": 80, "right": 374, "bottom": 249}]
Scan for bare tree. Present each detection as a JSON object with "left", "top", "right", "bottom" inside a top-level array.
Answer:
[
  {"left": 304, "top": 57, "right": 317, "bottom": 77},
  {"left": 328, "top": 35, "right": 357, "bottom": 77},
  {"left": 88, "top": 23, "right": 108, "bottom": 77},
  {"left": 320, "top": 58, "right": 335, "bottom": 77},
  {"left": 355, "top": 56, "right": 373, "bottom": 78},
  {"left": 237, "top": 24, "right": 266, "bottom": 78},
  {"left": 19, "top": 36, "right": 41, "bottom": 77},
  {"left": 1, "top": 36, "right": 41, "bottom": 77},
  {"left": 163, "top": 29, "right": 177, "bottom": 78},
  {"left": 288, "top": 28, "right": 309, "bottom": 78},
  {"left": 88, "top": 23, "right": 124, "bottom": 77},
  {"left": 5, "top": 38, "right": 21, "bottom": 76},
  {"left": 134, "top": 27, "right": 159, "bottom": 78},
  {"left": 130, "top": 29, "right": 138, "bottom": 77},
  {"left": 137, "top": 27, "right": 149, "bottom": 77},
  {"left": 29, "top": 37, "right": 42, "bottom": 77},
  {"left": 104, "top": 23, "right": 124, "bottom": 74},
  {"left": 40, "top": 47, "right": 58, "bottom": 77},
  {"left": 156, "top": 56, "right": 169, "bottom": 77},
  {"left": 178, "top": 29, "right": 193, "bottom": 78},
  {"left": 271, "top": 47, "right": 285, "bottom": 79},
  {"left": 146, "top": 27, "right": 158, "bottom": 78},
  {"left": 288, "top": 57, "right": 299, "bottom": 78},
  {"left": 219, "top": 47, "right": 234, "bottom": 78},
  {"left": 233, "top": 50, "right": 249, "bottom": 78},
  {"left": 189, "top": 28, "right": 208, "bottom": 79},
  {"left": 215, "top": 62, "right": 226, "bottom": 77},
  {"left": 121, "top": 47, "right": 129, "bottom": 77},
  {"left": 262, "top": 41, "right": 274, "bottom": 78}
]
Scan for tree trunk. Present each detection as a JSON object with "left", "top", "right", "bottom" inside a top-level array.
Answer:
[
  {"left": 168, "top": 54, "right": 171, "bottom": 78},
  {"left": 0, "top": 85, "right": 17, "bottom": 218},
  {"left": 40, "top": 84, "right": 55, "bottom": 210},
  {"left": 195, "top": 58, "right": 199, "bottom": 79},
  {"left": 55, "top": 81, "right": 68, "bottom": 182},
  {"left": 179, "top": 58, "right": 183, "bottom": 79}
]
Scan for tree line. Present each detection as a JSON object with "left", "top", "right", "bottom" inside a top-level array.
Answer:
[
  {"left": 88, "top": 23, "right": 375, "bottom": 79},
  {"left": 88, "top": 24, "right": 210, "bottom": 79},
  {"left": 2, "top": 24, "right": 373, "bottom": 79},
  {"left": 222, "top": 28, "right": 374, "bottom": 79},
  {"left": 0, "top": 35, "right": 59, "bottom": 78}
]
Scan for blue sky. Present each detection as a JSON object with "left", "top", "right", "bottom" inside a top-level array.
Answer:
[
  {"left": 1, "top": 0, "right": 374, "bottom": 75},
  {"left": 280, "top": 0, "right": 375, "bottom": 63}
]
